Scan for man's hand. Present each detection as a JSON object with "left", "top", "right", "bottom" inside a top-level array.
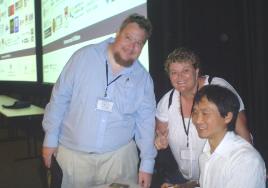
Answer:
[
  {"left": 161, "top": 181, "right": 198, "bottom": 188},
  {"left": 161, "top": 183, "right": 182, "bottom": 188},
  {"left": 138, "top": 171, "right": 152, "bottom": 188},
  {"left": 42, "top": 146, "right": 57, "bottom": 168}
]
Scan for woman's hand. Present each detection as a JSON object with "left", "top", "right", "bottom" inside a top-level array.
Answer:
[{"left": 155, "top": 119, "right": 169, "bottom": 150}]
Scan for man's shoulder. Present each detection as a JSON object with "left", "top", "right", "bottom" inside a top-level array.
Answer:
[
  {"left": 227, "top": 135, "right": 263, "bottom": 162},
  {"left": 132, "top": 60, "right": 149, "bottom": 74},
  {"left": 129, "top": 62, "right": 153, "bottom": 86}
]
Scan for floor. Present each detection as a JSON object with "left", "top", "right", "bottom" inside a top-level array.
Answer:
[
  {"left": 1, "top": 128, "right": 265, "bottom": 188},
  {"left": 0, "top": 129, "right": 48, "bottom": 188}
]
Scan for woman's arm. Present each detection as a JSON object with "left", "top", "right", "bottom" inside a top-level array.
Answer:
[{"left": 235, "top": 111, "right": 252, "bottom": 144}]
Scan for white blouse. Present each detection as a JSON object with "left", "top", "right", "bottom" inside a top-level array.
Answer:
[{"left": 156, "top": 76, "right": 245, "bottom": 180}]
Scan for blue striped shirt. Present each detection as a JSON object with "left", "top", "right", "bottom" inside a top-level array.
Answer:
[{"left": 42, "top": 38, "right": 157, "bottom": 173}]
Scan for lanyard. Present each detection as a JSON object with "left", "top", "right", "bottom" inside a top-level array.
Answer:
[
  {"left": 104, "top": 61, "right": 122, "bottom": 97},
  {"left": 179, "top": 84, "right": 199, "bottom": 148},
  {"left": 179, "top": 96, "right": 193, "bottom": 148}
]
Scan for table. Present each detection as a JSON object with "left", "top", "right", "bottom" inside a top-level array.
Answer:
[
  {"left": 0, "top": 95, "right": 45, "bottom": 160},
  {"left": 92, "top": 181, "right": 141, "bottom": 188},
  {"left": 0, "top": 95, "right": 44, "bottom": 117}
]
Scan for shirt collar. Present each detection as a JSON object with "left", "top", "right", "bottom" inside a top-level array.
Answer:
[{"left": 203, "top": 132, "right": 236, "bottom": 158}]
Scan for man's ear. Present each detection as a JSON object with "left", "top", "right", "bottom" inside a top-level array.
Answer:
[
  {"left": 115, "top": 30, "right": 119, "bottom": 37},
  {"left": 195, "top": 68, "right": 200, "bottom": 79},
  {"left": 224, "top": 112, "right": 233, "bottom": 124}
]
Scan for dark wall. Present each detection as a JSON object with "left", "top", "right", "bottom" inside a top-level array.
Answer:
[{"left": 148, "top": 0, "right": 268, "bottom": 164}]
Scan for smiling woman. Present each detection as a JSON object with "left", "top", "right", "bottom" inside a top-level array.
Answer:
[{"left": 154, "top": 47, "right": 252, "bottom": 186}]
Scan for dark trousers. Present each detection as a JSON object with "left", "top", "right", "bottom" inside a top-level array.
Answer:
[
  {"left": 49, "top": 155, "right": 63, "bottom": 188},
  {"left": 151, "top": 147, "right": 187, "bottom": 188}
]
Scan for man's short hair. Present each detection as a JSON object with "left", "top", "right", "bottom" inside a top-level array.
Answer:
[
  {"left": 120, "top": 13, "right": 152, "bottom": 39},
  {"left": 194, "top": 85, "right": 240, "bottom": 131}
]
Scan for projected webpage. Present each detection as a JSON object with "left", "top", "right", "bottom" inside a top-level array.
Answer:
[
  {"left": 42, "top": 0, "right": 147, "bottom": 83},
  {"left": 0, "top": 0, "right": 37, "bottom": 82}
]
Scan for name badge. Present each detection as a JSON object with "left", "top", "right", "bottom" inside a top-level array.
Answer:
[
  {"left": 181, "top": 149, "right": 196, "bottom": 160},
  {"left": 96, "top": 98, "right": 114, "bottom": 112},
  {"left": 181, "top": 149, "right": 191, "bottom": 160}
]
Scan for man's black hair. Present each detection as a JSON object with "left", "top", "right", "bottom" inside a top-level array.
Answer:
[{"left": 194, "top": 85, "right": 240, "bottom": 131}]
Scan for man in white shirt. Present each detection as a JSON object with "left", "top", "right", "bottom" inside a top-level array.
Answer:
[{"left": 192, "top": 85, "right": 266, "bottom": 188}]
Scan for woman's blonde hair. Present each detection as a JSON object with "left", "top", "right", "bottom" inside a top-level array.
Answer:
[{"left": 164, "top": 47, "right": 201, "bottom": 74}]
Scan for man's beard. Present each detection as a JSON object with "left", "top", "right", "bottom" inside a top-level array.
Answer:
[{"left": 113, "top": 52, "right": 134, "bottom": 67}]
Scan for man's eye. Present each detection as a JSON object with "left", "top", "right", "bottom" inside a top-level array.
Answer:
[
  {"left": 202, "top": 111, "right": 210, "bottom": 116},
  {"left": 183, "top": 69, "right": 190, "bottom": 73},
  {"left": 125, "top": 35, "right": 131, "bottom": 41},
  {"left": 192, "top": 111, "right": 198, "bottom": 116}
]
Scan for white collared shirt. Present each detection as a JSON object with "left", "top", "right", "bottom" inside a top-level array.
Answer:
[
  {"left": 199, "top": 132, "right": 266, "bottom": 188},
  {"left": 156, "top": 76, "right": 245, "bottom": 180}
]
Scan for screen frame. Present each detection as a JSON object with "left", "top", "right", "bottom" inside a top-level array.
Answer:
[
  {"left": 41, "top": 1, "right": 148, "bottom": 85},
  {"left": 0, "top": 0, "right": 39, "bottom": 83}
]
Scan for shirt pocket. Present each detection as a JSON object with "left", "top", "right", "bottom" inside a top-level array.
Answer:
[{"left": 114, "top": 77, "right": 139, "bottom": 114}]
